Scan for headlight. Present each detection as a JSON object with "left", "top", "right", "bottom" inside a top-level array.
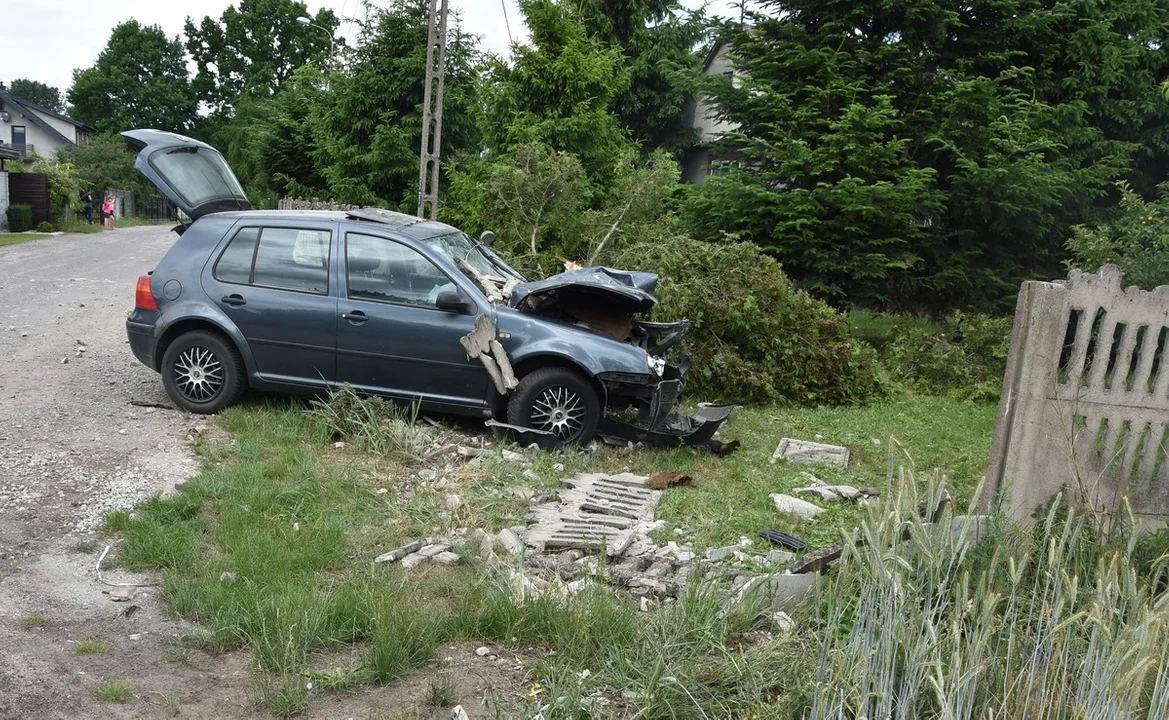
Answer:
[{"left": 647, "top": 355, "right": 666, "bottom": 377}]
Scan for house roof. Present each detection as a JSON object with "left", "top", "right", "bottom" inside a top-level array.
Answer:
[
  {"left": 10, "top": 95, "right": 90, "bottom": 130},
  {"left": 0, "top": 88, "right": 76, "bottom": 148}
]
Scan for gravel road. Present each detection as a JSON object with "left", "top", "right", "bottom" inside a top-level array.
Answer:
[{"left": 0, "top": 226, "right": 255, "bottom": 718}]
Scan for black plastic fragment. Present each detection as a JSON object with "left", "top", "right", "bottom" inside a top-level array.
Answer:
[{"left": 757, "top": 529, "right": 807, "bottom": 551}]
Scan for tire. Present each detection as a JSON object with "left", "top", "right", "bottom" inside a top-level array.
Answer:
[
  {"left": 160, "top": 330, "right": 247, "bottom": 414},
  {"left": 507, "top": 366, "right": 601, "bottom": 445}
]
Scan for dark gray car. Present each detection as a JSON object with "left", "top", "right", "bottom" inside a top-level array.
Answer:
[{"left": 123, "top": 129, "right": 729, "bottom": 446}]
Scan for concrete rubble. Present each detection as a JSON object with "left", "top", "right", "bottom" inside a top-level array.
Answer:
[
  {"left": 771, "top": 438, "right": 850, "bottom": 467},
  {"left": 769, "top": 493, "right": 826, "bottom": 518}
]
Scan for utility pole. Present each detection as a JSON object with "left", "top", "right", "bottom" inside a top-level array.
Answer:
[{"left": 417, "top": 0, "right": 448, "bottom": 220}]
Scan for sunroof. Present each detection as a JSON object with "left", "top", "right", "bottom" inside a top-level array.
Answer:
[{"left": 345, "top": 208, "right": 427, "bottom": 227}]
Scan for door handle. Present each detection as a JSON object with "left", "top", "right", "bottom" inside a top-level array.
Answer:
[
  {"left": 342, "top": 310, "right": 369, "bottom": 324},
  {"left": 221, "top": 294, "right": 246, "bottom": 307}
]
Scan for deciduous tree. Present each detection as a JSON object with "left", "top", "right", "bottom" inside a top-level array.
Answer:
[
  {"left": 9, "top": 79, "right": 64, "bottom": 113},
  {"left": 68, "top": 21, "right": 197, "bottom": 134}
]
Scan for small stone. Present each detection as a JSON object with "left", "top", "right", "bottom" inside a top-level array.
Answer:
[
  {"left": 417, "top": 543, "right": 452, "bottom": 558},
  {"left": 61, "top": 357, "right": 68, "bottom": 364},
  {"left": 400, "top": 554, "right": 426, "bottom": 569},
  {"left": 220, "top": 571, "right": 238, "bottom": 582},
  {"left": 444, "top": 494, "right": 462, "bottom": 511},
  {"left": 333, "top": 441, "right": 345, "bottom": 449},
  {"left": 452, "top": 706, "right": 470, "bottom": 720},
  {"left": 769, "top": 610, "right": 795, "bottom": 632},
  {"left": 639, "top": 596, "right": 655, "bottom": 612},
  {"left": 418, "top": 469, "right": 439, "bottom": 482},
  {"left": 770, "top": 493, "right": 825, "bottom": 519},
  {"left": 497, "top": 528, "right": 526, "bottom": 556},
  {"left": 107, "top": 586, "right": 136, "bottom": 602},
  {"left": 475, "top": 646, "right": 491, "bottom": 657},
  {"left": 522, "top": 468, "right": 540, "bottom": 481},
  {"left": 376, "top": 488, "right": 388, "bottom": 495},
  {"left": 706, "top": 545, "right": 741, "bottom": 562},
  {"left": 432, "top": 551, "right": 461, "bottom": 565},
  {"left": 553, "top": 463, "right": 565, "bottom": 472},
  {"left": 501, "top": 449, "right": 525, "bottom": 463},
  {"left": 771, "top": 438, "right": 850, "bottom": 467}
]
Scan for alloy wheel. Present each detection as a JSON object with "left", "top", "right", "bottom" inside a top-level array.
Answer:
[
  {"left": 173, "top": 346, "right": 224, "bottom": 403},
  {"left": 529, "top": 385, "right": 587, "bottom": 440}
]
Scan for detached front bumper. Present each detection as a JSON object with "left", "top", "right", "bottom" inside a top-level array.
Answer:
[{"left": 598, "top": 363, "right": 735, "bottom": 447}]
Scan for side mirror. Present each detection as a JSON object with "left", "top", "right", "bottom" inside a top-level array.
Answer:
[
  {"left": 436, "top": 290, "right": 472, "bottom": 314},
  {"left": 479, "top": 230, "right": 496, "bottom": 247}
]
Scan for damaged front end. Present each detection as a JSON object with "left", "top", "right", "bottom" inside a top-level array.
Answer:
[{"left": 508, "top": 267, "right": 734, "bottom": 447}]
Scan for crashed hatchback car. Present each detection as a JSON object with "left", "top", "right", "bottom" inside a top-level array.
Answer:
[{"left": 123, "top": 129, "right": 731, "bottom": 446}]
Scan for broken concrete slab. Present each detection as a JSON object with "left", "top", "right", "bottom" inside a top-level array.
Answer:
[
  {"left": 766, "top": 549, "right": 797, "bottom": 565},
  {"left": 417, "top": 543, "right": 452, "bottom": 558},
  {"left": 432, "top": 551, "right": 462, "bottom": 565},
  {"left": 771, "top": 438, "right": 850, "bottom": 467},
  {"left": 521, "top": 472, "right": 660, "bottom": 555},
  {"left": 374, "top": 538, "right": 433, "bottom": 564},
  {"left": 736, "top": 573, "right": 815, "bottom": 613},
  {"left": 769, "top": 493, "right": 826, "bottom": 519}
]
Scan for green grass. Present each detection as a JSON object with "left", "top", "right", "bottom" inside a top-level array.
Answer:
[
  {"left": 105, "top": 391, "right": 996, "bottom": 717},
  {"left": 0, "top": 233, "right": 50, "bottom": 246},
  {"left": 19, "top": 614, "right": 46, "bottom": 628},
  {"left": 76, "top": 639, "right": 113, "bottom": 655},
  {"left": 94, "top": 680, "right": 131, "bottom": 702}
]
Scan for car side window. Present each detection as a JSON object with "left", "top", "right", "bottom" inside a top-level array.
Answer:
[
  {"left": 214, "top": 227, "right": 259, "bottom": 284},
  {"left": 214, "top": 227, "right": 331, "bottom": 294},
  {"left": 346, "top": 233, "right": 457, "bottom": 308}
]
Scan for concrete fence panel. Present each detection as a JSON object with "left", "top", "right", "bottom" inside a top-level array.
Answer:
[{"left": 987, "top": 265, "right": 1169, "bottom": 525}]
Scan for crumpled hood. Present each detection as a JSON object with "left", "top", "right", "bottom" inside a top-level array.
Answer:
[{"left": 509, "top": 267, "right": 659, "bottom": 314}]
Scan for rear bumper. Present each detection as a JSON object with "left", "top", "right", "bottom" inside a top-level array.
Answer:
[{"left": 126, "top": 319, "right": 156, "bottom": 370}]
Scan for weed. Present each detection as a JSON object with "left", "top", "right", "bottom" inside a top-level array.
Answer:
[
  {"left": 253, "top": 672, "right": 309, "bottom": 717},
  {"left": 307, "top": 386, "right": 429, "bottom": 463},
  {"left": 303, "top": 666, "right": 370, "bottom": 691},
  {"left": 164, "top": 646, "right": 191, "bottom": 664},
  {"left": 94, "top": 680, "right": 131, "bottom": 702},
  {"left": 76, "top": 639, "right": 112, "bottom": 655},
  {"left": 69, "top": 539, "right": 98, "bottom": 554},
  {"left": 19, "top": 614, "right": 46, "bottom": 628},
  {"left": 425, "top": 674, "right": 457, "bottom": 707}
]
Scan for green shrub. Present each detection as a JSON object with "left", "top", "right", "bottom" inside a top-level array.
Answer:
[
  {"left": 615, "top": 237, "right": 884, "bottom": 404},
  {"left": 6, "top": 204, "right": 33, "bottom": 233},
  {"left": 881, "top": 311, "right": 1012, "bottom": 401},
  {"left": 36, "top": 221, "right": 55, "bottom": 233},
  {"left": 1066, "top": 181, "right": 1169, "bottom": 290}
]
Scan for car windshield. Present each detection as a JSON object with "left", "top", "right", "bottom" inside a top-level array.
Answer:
[{"left": 424, "top": 231, "right": 524, "bottom": 285}]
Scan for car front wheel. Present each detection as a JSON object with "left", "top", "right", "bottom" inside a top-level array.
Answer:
[
  {"left": 160, "top": 330, "right": 246, "bottom": 413},
  {"left": 507, "top": 367, "right": 600, "bottom": 446}
]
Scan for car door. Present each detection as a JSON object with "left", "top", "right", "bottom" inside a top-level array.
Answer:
[
  {"left": 335, "top": 230, "right": 491, "bottom": 411},
  {"left": 202, "top": 222, "right": 338, "bottom": 389}
]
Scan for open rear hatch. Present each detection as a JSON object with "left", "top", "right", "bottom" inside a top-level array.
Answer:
[{"left": 122, "top": 129, "right": 251, "bottom": 221}]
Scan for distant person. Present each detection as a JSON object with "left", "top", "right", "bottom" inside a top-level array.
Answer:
[
  {"left": 82, "top": 192, "right": 94, "bottom": 225},
  {"left": 103, "top": 196, "right": 116, "bottom": 230}
]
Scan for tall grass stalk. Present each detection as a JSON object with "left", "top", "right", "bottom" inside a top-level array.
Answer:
[
  {"left": 810, "top": 475, "right": 1169, "bottom": 719},
  {"left": 307, "top": 386, "right": 429, "bottom": 462}
]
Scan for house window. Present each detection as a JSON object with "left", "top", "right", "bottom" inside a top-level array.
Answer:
[{"left": 11, "top": 126, "right": 26, "bottom": 148}]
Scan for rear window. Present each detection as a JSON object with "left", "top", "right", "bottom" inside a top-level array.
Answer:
[
  {"left": 149, "top": 147, "right": 247, "bottom": 207},
  {"left": 213, "top": 226, "right": 331, "bottom": 294}
]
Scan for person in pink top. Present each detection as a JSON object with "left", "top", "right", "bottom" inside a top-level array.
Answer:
[{"left": 102, "top": 196, "right": 116, "bottom": 230}]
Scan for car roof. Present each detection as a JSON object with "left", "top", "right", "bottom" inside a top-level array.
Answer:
[{"left": 207, "top": 209, "right": 460, "bottom": 240}]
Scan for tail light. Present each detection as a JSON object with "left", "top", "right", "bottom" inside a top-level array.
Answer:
[{"left": 135, "top": 275, "right": 158, "bottom": 310}]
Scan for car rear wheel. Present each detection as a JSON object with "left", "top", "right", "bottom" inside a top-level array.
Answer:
[
  {"left": 161, "top": 330, "right": 246, "bottom": 414},
  {"left": 507, "top": 367, "right": 601, "bottom": 445}
]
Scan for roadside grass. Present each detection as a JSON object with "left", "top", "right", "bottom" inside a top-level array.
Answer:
[
  {"left": 76, "top": 638, "right": 113, "bottom": 655},
  {"left": 0, "top": 233, "right": 51, "bottom": 246},
  {"left": 105, "top": 391, "right": 997, "bottom": 716},
  {"left": 19, "top": 614, "right": 46, "bottom": 628},
  {"left": 94, "top": 680, "right": 132, "bottom": 701}
]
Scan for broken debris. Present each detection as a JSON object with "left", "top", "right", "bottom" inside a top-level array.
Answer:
[
  {"left": 757, "top": 529, "right": 807, "bottom": 551},
  {"left": 792, "top": 475, "right": 879, "bottom": 503},
  {"left": 769, "top": 493, "right": 826, "bottom": 519},
  {"left": 771, "top": 438, "right": 850, "bottom": 467},
  {"left": 646, "top": 471, "right": 692, "bottom": 491},
  {"left": 459, "top": 315, "right": 518, "bottom": 394}
]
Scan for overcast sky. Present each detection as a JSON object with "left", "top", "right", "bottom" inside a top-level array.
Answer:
[{"left": 0, "top": 0, "right": 751, "bottom": 102}]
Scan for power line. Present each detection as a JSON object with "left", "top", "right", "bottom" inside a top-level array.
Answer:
[{"left": 500, "top": 0, "right": 513, "bottom": 45}]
